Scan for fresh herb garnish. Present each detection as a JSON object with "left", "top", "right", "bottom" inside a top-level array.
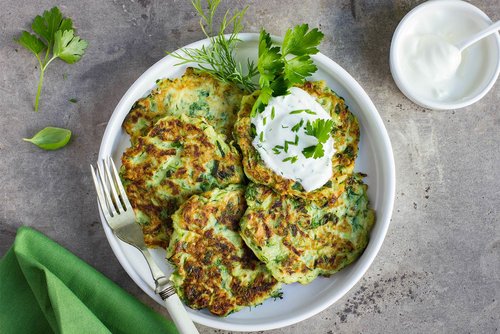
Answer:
[
  {"left": 291, "top": 119, "right": 304, "bottom": 132},
  {"left": 284, "top": 135, "right": 299, "bottom": 153},
  {"left": 305, "top": 119, "right": 334, "bottom": 143},
  {"left": 23, "top": 127, "right": 71, "bottom": 150},
  {"left": 282, "top": 155, "right": 298, "bottom": 164},
  {"left": 251, "top": 24, "right": 324, "bottom": 116},
  {"left": 271, "top": 135, "right": 299, "bottom": 155},
  {"left": 15, "top": 7, "right": 88, "bottom": 112},
  {"left": 289, "top": 109, "right": 316, "bottom": 115},
  {"left": 272, "top": 145, "right": 284, "bottom": 155},
  {"left": 301, "top": 119, "right": 334, "bottom": 159},
  {"left": 171, "top": 0, "right": 257, "bottom": 92},
  {"left": 270, "top": 289, "right": 284, "bottom": 301},
  {"left": 302, "top": 143, "right": 324, "bottom": 159}
]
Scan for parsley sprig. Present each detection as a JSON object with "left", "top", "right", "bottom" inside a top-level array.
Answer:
[
  {"left": 171, "top": 0, "right": 257, "bottom": 92},
  {"left": 302, "top": 119, "right": 334, "bottom": 159},
  {"left": 251, "top": 24, "right": 324, "bottom": 116},
  {"left": 15, "top": 7, "right": 88, "bottom": 112}
]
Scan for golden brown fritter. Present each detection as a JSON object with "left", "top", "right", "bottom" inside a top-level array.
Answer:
[
  {"left": 234, "top": 81, "right": 359, "bottom": 205},
  {"left": 123, "top": 67, "right": 244, "bottom": 144},
  {"left": 167, "top": 185, "right": 281, "bottom": 316},
  {"left": 240, "top": 174, "right": 375, "bottom": 284},
  {"left": 120, "top": 114, "right": 245, "bottom": 248}
]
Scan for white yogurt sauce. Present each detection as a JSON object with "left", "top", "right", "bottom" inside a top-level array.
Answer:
[
  {"left": 397, "top": 11, "right": 488, "bottom": 102},
  {"left": 251, "top": 87, "right": 335, "bottom": 192},
  {"left": 410, "top": 34, "right": 461, "bottom": 82}
]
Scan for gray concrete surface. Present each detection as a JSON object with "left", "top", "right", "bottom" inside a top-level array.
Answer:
[{"left": 1, "top": 0, "right": 499, "bottom": 333}]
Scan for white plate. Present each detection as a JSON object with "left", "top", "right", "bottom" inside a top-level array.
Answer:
[{"left": 98, "top": 33, "right": 395, "bottom": 332}]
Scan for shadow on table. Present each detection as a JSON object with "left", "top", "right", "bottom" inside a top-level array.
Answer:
[{"left": 0, "top": 222, "right": 18, "bottom": 256}]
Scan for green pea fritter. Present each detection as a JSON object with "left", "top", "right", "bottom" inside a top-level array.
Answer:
[
  {"left": 234, "top": 81, "right": 359, "bottom": 205},
  {"left": 166, "top": 185, "right": 281, "bottom": 316},
  {"left": 240, "top": 174, "right": 375, "bottom": 284},
  {"left": 120, "top": 114, "right": 245, "bottom": 248},
  {"left": 123, "top": 67, "right": 244, "bottom": 143}
]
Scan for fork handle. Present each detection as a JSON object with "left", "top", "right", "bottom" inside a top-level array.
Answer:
[{"left": 159, "top": 288, "right": 199, "bottom": 334}]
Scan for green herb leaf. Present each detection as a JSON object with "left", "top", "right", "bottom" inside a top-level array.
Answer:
[
  {"left": 251, "top": 86, "right": 272, "bottom": 117},
  {"left": 301, "top": 119, "right": 334, "bottom": 159},
  {"left": 252, "top": 24, "right": 324, "bottom": 116},
  {"left": 284, "top": 55, "right": 317, "bottom": 85},
  {"left": 284, "top": 136, "right": 299, "bottom": 153},
  {"left": 289, "top": 109, "right": 316, "bottom": 115},
  {"left": 305, "top": 119, "right": 334, "bottom": 143},
  {"left": 258, "top": 28, "right": 273, "bottom": 55},
  {"left": 282, "top": 155, "right": 298, "bottom": 163},
  {"left": 302, "top": 144, "right": 324, "bottom": 159},
  {"left": 23, "top": 127, "right": 71, "bottom": 150},
  {"left": 170, "top": 0, "right": 257, "bottom": 92},
  {"left": 272, "top": 145, "right": 283, "bottom": 155},
  {"left": 258, "top": 31, "right": 283, "bottom": 86},
  {"left": 69, "top": 98, "right": 78, "bottom": 103},
  {"left": 31, "top": 7, "right": 73, "bottom": 46},
  {"left": 53, "top": 30, "right": 88, "bottom": 64},
  {"left": 15, "top": 31, "right": 46, "bottom": 55},
  {"left": 291, "top": 119, "right": 304, "bottom": 132},
  {"left": 282, "top": 24, "right": 324, "bottom": 56},
  {"left": 15, "top": 6, "right": 87, "bottom": 111}
]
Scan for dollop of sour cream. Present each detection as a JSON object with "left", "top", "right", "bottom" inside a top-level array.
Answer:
[
  {"left": 251, "top": 87, "right": 335, "bottom": 192},
  {"left": 398, "top": 31, "right": 469, "bottom": 101},
  {"left": 410, "top": 34, "right": 461, "bottom": 82}
]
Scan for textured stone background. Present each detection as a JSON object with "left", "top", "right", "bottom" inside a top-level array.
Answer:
[{"left": 0, "top": 0, "right": 499, "bottom": 333}]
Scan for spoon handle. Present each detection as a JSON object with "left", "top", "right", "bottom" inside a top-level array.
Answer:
[{"left": 457, "top": 20, "right": 500, "bottom": 52}]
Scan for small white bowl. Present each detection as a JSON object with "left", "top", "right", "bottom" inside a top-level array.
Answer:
[{"left": 390, "top": 0, "right": 500, "bottom": 110}]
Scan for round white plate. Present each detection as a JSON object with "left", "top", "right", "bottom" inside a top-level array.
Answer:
[{"left": 98, "top": 33, "right": 395, "bottom": 332}]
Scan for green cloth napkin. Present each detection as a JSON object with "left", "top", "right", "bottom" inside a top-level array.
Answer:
[{"left": 0, "top": 226, "right": 178, "bottom": 334}]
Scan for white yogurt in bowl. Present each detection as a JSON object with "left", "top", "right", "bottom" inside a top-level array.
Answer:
[{"left": 390, "top": 0, "right": 500, "bottom": 110}]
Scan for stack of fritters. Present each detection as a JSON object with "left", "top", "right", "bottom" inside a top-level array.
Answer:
[
  {"left": 121, "top": 68, "right": 245, "bottom": 247},
  {"left": 167, "top": 185, "right": 281, "bottom": 316},
  {"left": 121, "top": 114, "right": 244, "bottom": 247},
  {"left": 234, "top": 81, "right": 375, "bottom": 285},
  {"left": 120, "top": 68, "right": 375, "bottom": 316}
]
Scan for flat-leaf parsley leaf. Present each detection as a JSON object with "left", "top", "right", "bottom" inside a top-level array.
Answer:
[
  {"left": 15, "top": 7, "right": 88, "bottom": 111},
  {"left": 251, "top": 24, "right": 324, "bottom": 116},
  {"left": 302, "top": 119, "right": 334, "bottom": 159}
]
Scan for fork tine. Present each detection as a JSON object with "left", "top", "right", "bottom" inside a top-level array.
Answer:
[
  {"left": 103, "top": 157, "right": 124, "bottom": 214},
  {"left": 97, "top": 160, "right": 118, "bottom": 217},
  {"left": 108, "top": 156, "right": 133, "bottom": 211},
  {"left": 90, "top": 164, "right": 111, "bottom": 220}
]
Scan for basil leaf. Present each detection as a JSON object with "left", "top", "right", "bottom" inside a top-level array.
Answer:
[{"left": 23, "top": 127, "right": 71, "bottom": 150}]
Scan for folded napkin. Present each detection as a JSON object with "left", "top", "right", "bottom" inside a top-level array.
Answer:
[{"left": 0, "top": 226, "right": 177, "bottom": 334}]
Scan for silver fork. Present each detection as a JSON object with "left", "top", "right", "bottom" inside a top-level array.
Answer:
[{"left": 91, "top": 156, "right": 199, "bottom": 334}]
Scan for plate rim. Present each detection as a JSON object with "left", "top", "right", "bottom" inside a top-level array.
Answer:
[{"left": 98, "top": 33, "right": 396, "bottom": 331}]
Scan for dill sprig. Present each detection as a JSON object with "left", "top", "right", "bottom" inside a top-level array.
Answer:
[{"left": 170, "top": 0, "right": 257, "bottom": 92}]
